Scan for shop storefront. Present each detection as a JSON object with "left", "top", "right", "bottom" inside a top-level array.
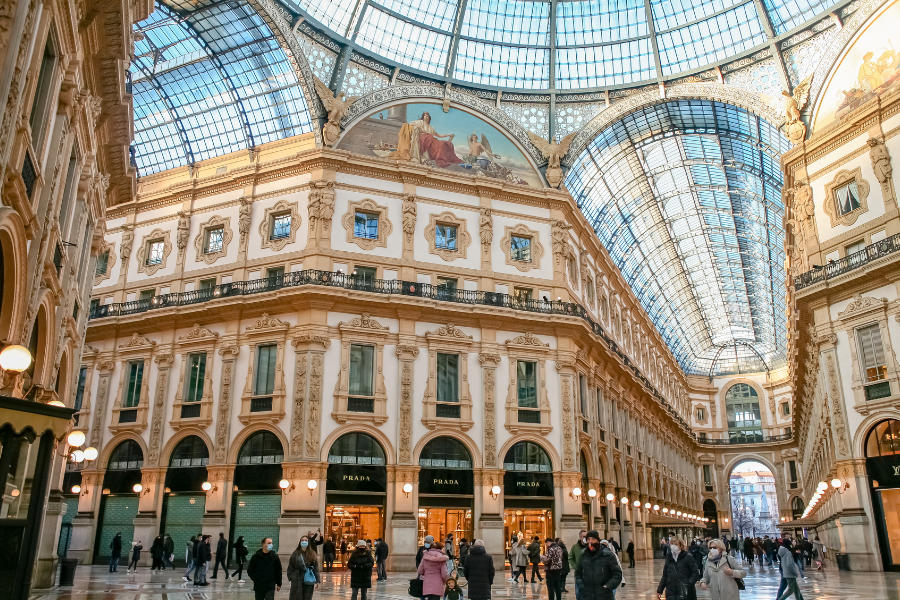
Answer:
[
  {"left": 503, "top": 442, "right": 554, "bottom": 557},
  {"left": 326, "top": 433, "right": 387, "bottom": 559},
  {"left": 230, "top": 431, "right": 284, "bottom": 552},
  {"left": 160, "top": 436, "right": 209, "bottom": 565},
  {"left": 865, "top": 419, "right": 900, "bottom": 571},
  {"left": 417, "top": 437, "right": 474, "bottom": 553},
  {"left": 94, "top": 440, "right": 144, "bottom": 563}
]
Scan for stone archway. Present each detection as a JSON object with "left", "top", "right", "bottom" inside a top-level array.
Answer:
[{"left": 727, "top": 458, "right": 781, "bottom": 538}]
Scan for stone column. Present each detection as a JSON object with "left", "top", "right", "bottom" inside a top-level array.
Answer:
[
  {"left": 68, "top": 470, "right": 103, "bottom": 563},
  {"left": 33, "top": 489, "right": 66, "bottom": 587},
  {"left": 475, "top": 469, "right": 505, "bottom": 570},
  {"left": 279, "top": 462, "right": 327, "bottom": 565},
  {"left": 387, "top": 465, "right": 419, "bottom": 571},
  {"left": 214, "top": 344, "right": 239, "bottom": 464},
  {"left": 133, "top": 467, "right": 166, "bottom": 565}
]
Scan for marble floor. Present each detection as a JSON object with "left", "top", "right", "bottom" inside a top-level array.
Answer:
[{"left": 32, "top": 557, "right": 900, "bottom": 600}]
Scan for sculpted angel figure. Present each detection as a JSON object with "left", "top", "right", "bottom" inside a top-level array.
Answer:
[
  {"left": 466, "top": 132, "right": 501, "bottom": 164},
  {"left": 314, "top": 76, "right": 358, "bottom": 147},
  {"left": 526, "top": 131, "right": 576, "bottom": 188},
  {"left": 780, "top": 74, "right": 813, "bottom": 145}
]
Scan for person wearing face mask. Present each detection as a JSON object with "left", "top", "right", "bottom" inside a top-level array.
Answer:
[
  {"left": 575, "top": 531, "right": 622, "bottom": 600},
  {"left": 418, "top": 535, "right": 436, "bottom": 568},
  {"left": 700, "top": 539, "right": 745, "bottom": 600},
  {"left": 348, "top": 540, "right": 375, "bottom": 600},
  {"left": 656, "top": 536, "right": 697, "bottom": 600},
  {"left": 248, "top": 538, "right": 283, "bottom": 600},
  {"left": 417, "top": 536, "right": 449, "bottom": 600},
  {"left": 288, "top": 536, "right": 320, "bottom": 600},
  {"left": 569, "top": 530, "right": 587, "bottom": 600}
]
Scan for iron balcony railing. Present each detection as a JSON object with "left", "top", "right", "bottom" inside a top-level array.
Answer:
[
  {"left": 90, "top": 268, "right": 690, "bottom": 429},
  {"left": 795, "top": 232, "right": 900, "bottom": 290},
  {"left": 696, "top": 433, "right": 792, "bottom": 446}
]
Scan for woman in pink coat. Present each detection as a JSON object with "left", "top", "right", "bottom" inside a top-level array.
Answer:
[{"left": 417, "top": 535, "right": 449, "bottom": 600}]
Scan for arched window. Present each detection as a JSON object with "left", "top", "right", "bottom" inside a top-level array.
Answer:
[
  {"left": 238, "top": 431, "right": 284, "bottom": 464},
  {"left": 328, "top": 433, "right": 385, "bottom": 465},
  {"left": 108, "top": 440, "right": 143, "bottom": 470},
  {"left": 503, "top": 441, "right": 552, "bottom": 472},
  {"left": 724, "top": 383, "right": 763, "bottom": 443},
  {"left": 169, "top": 436, "right": 209, "bottom": 467},
  {"left": 791, "top": 496, "right": 804, "bottom": 519},
  {"left": 866, "top": 419, "right": 900, "bottom": 457},
  {"left": 419, "top": 437, "right": 472, "bottom": 469}
]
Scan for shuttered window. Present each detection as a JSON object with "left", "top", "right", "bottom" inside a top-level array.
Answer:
[{"left": 857, "top": 324, "right": 887, "bottom": 383}]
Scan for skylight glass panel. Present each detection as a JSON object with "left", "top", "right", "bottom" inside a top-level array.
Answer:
[
  {"left": 294, "top": 0, "right": 357, "bottom": 36},
  {"left": 556, "top": 0, "right": 648, "bottom": 45},
  {"left": 461, "top": 0, "right": 550, "bottom": 46},
  {"left": 132, "top": 82, "right": 188, "bottom": 174},
  {"left": 375, "top": 0, "right": 460, "bottom": 31},
  {"left": 556, "top": 40, "right": 656, "bottom": 88},
  {"left": 651, "top": 0, "right": 745, "bottom": 32},
  {"left": 454, "top": 41, "right": 549, "bottom": 88},
  {"left": 657, "top": 2, "right": 765, "bottom": 76},
  {"left": 762, "top": 0, "right": 835, "bottom": 34},
  {"left": 357, "top": 6, "right": 450, "bottom": 75}
]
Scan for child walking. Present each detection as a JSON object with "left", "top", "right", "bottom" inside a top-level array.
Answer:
[{"left": 444, "top": 578, "right": 464, "bottom": 600}]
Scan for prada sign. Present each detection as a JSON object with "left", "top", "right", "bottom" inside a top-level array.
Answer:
[
  {"left": 504, "top": 471, "right": 554, "bottom": 497},
  {"left": 419, "top": 468, "right": 473, "bottom": 495},
  {"left": 327, "top": 464, "right": 387, "bottom": 493},
  {"left": 867, "top": 454, "right": 900, "bottom": 489}
]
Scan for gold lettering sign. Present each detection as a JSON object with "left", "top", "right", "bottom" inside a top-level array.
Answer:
[
  {"left": 517, "top": 481, "right": 539, "bottom": 487},
  {"left": 433, "top": 479, "right": 460, "bottom": 485},
  {"left": 343, "top": 475, "right": 371, "bottom": 481}
]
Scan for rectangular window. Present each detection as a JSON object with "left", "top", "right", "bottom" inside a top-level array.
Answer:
[
  {"left": 124, "top": 361, "right": 144, "bottom": 408},
  {"left": 204, "top": 227, "right": 224, "bottom": 253},
  {"left": 90, "top": 298, "right": 100, "bottom": 312},
  {"left": 254, "top": 345, "right": 277, "bottom": 396},
  {"left": 703, "top": 464, "right": 712, "bottom": 491},
  {"left": 139, "top": 289, "right": 155, "bottom": 301},
  {"left": 73, "top": 366, "right": 87, "bottom": 413},
  {"left": 845, "top": 239, "right": 866, "bottom": 256},
  {"left": 354, "top": 212, "right": 379, "bottom": 239},
  {"left": 834, "top": 180, "right": 861, "bottom": 216},
  {"left": 95, "top": 251, "right": 109, "bottom": 276},
  {"left": 146, "top": 240, "right": 164, "bottom": 265},
  {"left": 266, "top": 266, "right": 285, "bottom": 280},
  {"left": 437, "top": 276, "right": 457, "bottom": 291},
  {"left": 436, "top": 353, "right": 459, "bottom": 403},
  {"left": 199, "top": 278, "right": 216, "bottom": 290},
  {"left": 271, "top": 213, "right": 292, "bottom": 239},
  {"left": 857, "top": 323, "right": 887, "bottom": 383},
  {"left": 510, "top": 236, "right": 532, "bottom": 262},
  {"left": 59, "top": 147, "right": 80, "bottom": 237},
  {"left": 579, "top": 374, "right": 588, "bottom": 417},
  {"left": 29, "top": 36, "right": 58, "bottom": 149},
  {"left": 353, "top": 266, "right": 377, "bottom": 282},
  {"left": 185, "top": 353, "right": 207, "bottom": 403},
  {"left": 782, "top": 402, "right": 790, "bottom": 416},
  {"left": 514, "top": 287, "right": 533, "bottom": 302},
  {"left": 697, "top": 407, "right": 706, "bottom": 421},
  {"left": 435, "top": 224, "right": 458, "bottom": 250},
  {"left": 698, "top": 432, "right": 707, "bottom": 441},
  {"left": 516, "top": 360, "right": 537, "bottom": 408},
  {"left": 349, "top": 344, "right": 374, "bottom": 397},
  {"left": 596, "top": 387, "right": 604, "bottom": 426},
  {"left": 789, "top": 460, "right": 798, "bottom": 483}
]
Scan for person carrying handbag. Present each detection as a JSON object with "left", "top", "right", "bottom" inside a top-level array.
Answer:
[
  {"left": 700, "top": 539, "right": 746, "bottom": 600},
  {"left": 288, "top": 536, "right": 321, "bottom": 600},
  {"left": 656, "top": 536, "right": 697, "bottom": 600}
]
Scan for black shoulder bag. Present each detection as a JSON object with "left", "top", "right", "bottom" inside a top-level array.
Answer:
[{"left": 726, "top": 555, "right": 746, "bottom": 590}]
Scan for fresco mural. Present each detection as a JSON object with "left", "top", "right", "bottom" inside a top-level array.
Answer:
[
  {"left": 337, "top": 102, "right": 543, "bottom": 188},
  {"left": 813, "top": 0, "right": 900, "bottom": 131}
]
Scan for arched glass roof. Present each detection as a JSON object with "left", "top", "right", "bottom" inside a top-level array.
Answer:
[
  {"left": 290, "top": 0, "right": 839, "bottom": 89},
  {"left": 565, "top": 100, "right": 789, "bottom": 376},
  {"left": 130, "top": 0, "right": 314, "bottom": 176}
]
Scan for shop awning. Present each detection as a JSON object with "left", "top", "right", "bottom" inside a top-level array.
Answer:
[{"left": 0, "top": 395, "right": 75, "bottom": 441}]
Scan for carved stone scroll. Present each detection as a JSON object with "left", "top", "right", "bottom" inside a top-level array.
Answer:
[
  {"left": 214, "top": 347, "right": 238, "bottom": 463},
  {"left": 306, "top": 353, "right": 324, "bottom": 459}
]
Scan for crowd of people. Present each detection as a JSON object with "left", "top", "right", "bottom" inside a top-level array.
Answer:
[{"left": 104, "top": 528, "right": 827, "bottom": 600}]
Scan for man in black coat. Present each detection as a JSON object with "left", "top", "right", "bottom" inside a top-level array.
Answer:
[
  {"left": 626, "top": 540, "right": 635, "bottom": 568},
  {"left": 374, "top": 538, "right": 389, "bottom": 581},
  {"left": 194, "top": 535, "right": 212, "bottom": 586},
  {"left": 110, "top": 533, "right": 123, "bottom": 572},
  {"left": 212, "top": 532, "right": 230, "bottom": 579},
  {"left": 463, "top": 539, "right": 495, "bottom": 600},
  {"left": 656, "top": 539, "right": 697, "bottom": 600},
  {"left": 247, "top": 537, "right": 282, "bottom": 600},
  {"left": 575, "top": 531, "right": 622, "bottom": 600},
  {"left": 323, "top": 536, "right": 337, "bottom": 572}
]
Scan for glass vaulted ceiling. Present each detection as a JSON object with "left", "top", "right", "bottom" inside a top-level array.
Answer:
[
  {"left": 130, "top": 0, "right": 314, "bottom": 175},
  {"left": 292, "top": 0, "right": 838, "bottom": 89},
  {"left": 566, "top": 101, "right": 790, "bottom": 376}
]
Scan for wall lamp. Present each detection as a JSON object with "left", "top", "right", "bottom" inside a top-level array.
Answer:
[
  {"left": 570, "top": 487, "right": 582, "bottom": 500},
  {"left": 403, "top": 483, "right": 413, "bottom": 498},
  {"left": 606, "top": 493, "right": 615, "bottom": 502},
  {"left": 653, "top": 504, "right": 660, "bottom": 511},
  {"left": 634, "top": 500, "right": 641, "bottom": 508},
  {"left": 490, "top": 485, "right": 502, "bottom": 500},
  {"left": 587, "top": 489, "right": 597, "bottom": 498},
  {"left": 620, "top": 497, "right": 628, "bottom": 504},
  {"left": 202, "top": 481, "right": 218, "bottom": 497},
  {"left": 307, "top": 480, "right": 318, "bottom": 495},
  {"left": 133, "top": 483, "right": 151, "bottom": 497},
  {"left": 279, "top": 479, "right": 295, "bottom": 495},
  {"left": 831, "top": 478, "right": 850, "bottom": 494},
  {"left": 71, "top": 484, "right": 89, "bottom": 497}
]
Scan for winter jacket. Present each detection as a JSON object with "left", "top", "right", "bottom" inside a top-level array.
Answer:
[
  {"left": 541, "top": 542, "right": 563, "bottom": 571},
  {"left": 216, "top": 537, "right": 228, "bottom": 558},
  {"left": 131, "top": 544, "right": 143, "bottom": 561},
  {"left": 287, "top": 549, "right": 321, "bottom": 600},
  {"left": 812, "top": 540, "right": 825, "bottom": 559},
  {"left": 763, "top": 539, "right": 774, "bottom": 554},
  {"left": 248, "top": 549, "right": 283, "bottom": 592},
  {"left": 569, "top": 540, "right": 586, "bottom": 572},
  {"left": 458, "top": 541, "right": 470, "bottom": 567},
  {"left": 575, "top": 545, "right": 622, "bottom": 600},
  {"left": 417, "top": 548, "right": 449, "bottom": 596},
  {"left": 656, "top": 550, "right": 698, "bottom": 600},
  {"left": 778, "top": 546, "right": 799, "bottom": 579},
  {"left": 416, "top": 546, "right": 429, "bottom": 567},
  {"left": 164, "top": 536, "right": 174, "bottom": 556},
  {"left": 323, "top": 540, "right": 336, "bottom": 556},
  {"left": 375, "top": 541, "right": 390, "bottom": 560},
  {"left": 702, "top": 554, "right": 746, "bottom": 600},
  {"left": 150, "top": 539, "right": 164, "bottom": 560},
  {"left": 626, "top": 542, "right": 634, "bottom": 557},
  {"left": 742, "top": 539, "right": 754, "bottom": 557},
  {"left": 513, "top": 542, "right": 529, "bottom": 567},
  {"left": 463, "top": 546, "right": 495, "bottom": 600},
  {"left": 347, "top": 548, "right": 374, "bottom": 588},
  {"left": 558, "top": 543, "right": 571, "bottom": 576},
  {"left": 194, "top": 540, "right": 211, "bottom": 564},
  {"left": 528, "top": 540, "right": 541, "bottom": 563},
  {"left": 445, "top": 540, "right": 455, "bottom": 558},
  {"left": 111, "top": 536, "right": 123, "bottom": 558},
  {"left": 234, "top": 540, "right": 249, "bottom": 562}
]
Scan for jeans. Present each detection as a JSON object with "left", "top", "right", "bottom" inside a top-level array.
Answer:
[
  {"left": 546, "top": 570, "right": 562, "bottom": 600},
  {"left": 351, "top": 588, "right": 368, "bottom": 600},
  {"left": 776, "top": 578, "right": 803, "bottom": 600},
  {"left": 213, "top": 557, "right": 229, "bottom": 578},
  {"left": 531, "top": 561, "right": 543, "bottom": 581},
  {"left": 324, "top": 553, "right": 335, "bottom": 571},
  {"left": 796, "top": 558, "right": 805, "bottom": 577},
  {"left": 376, "top": 558, "right": 387, "bottom": 580},
  {"left": 194, "top": 561, "right": 208, "bottom": 584},
  {"left": 575, "top": 576, "right": 583, "bottom": 600},
  {"left": 185, "top": 560, "right": 196, "bottom": 578},
  {"left": 109, "top": 556, "right": 120, "bottom": 572}
]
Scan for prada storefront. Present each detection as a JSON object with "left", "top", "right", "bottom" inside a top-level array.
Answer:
[
  {"left": 417, "top": 437, "right": 474, "bottom": 554},
  {"left": 326, "top": 433, "right": 386, "bottom": 554},
  {"left": 503, "top": 441, "right": 554, "bottom": 554},
  {"left": 866, "top": 419, "right": 900, "bottom": 571}
]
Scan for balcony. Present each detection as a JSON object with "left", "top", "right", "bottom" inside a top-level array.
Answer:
[
  {"left": 795, "top": 232, "right": 900, "bottom": 290},
  {"left": 696, "top": 433, "right": 792, "bottom": 446},
  {"left": 90, "top": 269, "right": 690, "bottom": 429}
]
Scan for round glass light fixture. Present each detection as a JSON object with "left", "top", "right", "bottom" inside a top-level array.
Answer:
[
  {"left": 588, "top": 489, "right": 597, "bottom": 498},
  {"left": 817, "top": 481, "right": 828, "bottom": 492},
  {"left": 10, "top": 489, "right": 19, "bottom": 497},
  {"left": 676, "top": 511, "right": 682, "bottom": 516},
  {"left": 653, "top": 504, "right": 659, "bottom": 511},
  {"left": 831, "top": 478, "right": 842, "bottom": 488},
  {"left": 620, "top": 497, "right": 628, "bottom": 504},
  {"left": 83, "top": 447, "right": 99, "bottom": 461},
  {"left": 403, "top": 483, "right": 413, "bottom": 494},
  {"left": 0, "top": 345, "right": 32, "bottom": 372},
  {"left": 133, "top": 484, "right": 143, "bottom": 493},
  {"left": 201, "top": 481, "right": 212, "bottom": 491},
  {"left": 606, "top": 493, "right": 615, "bottom": 501},
  {"left": 634, "top": 500, "right": 641, "bottom": 507},
  {"left": 491, "top": 485, "right": 502, "bottom": 495},
  {"left": 48, "top": 400, "right": 65, "bottom": 407},
  {"left": 279, "top": 479, "right": 290, "bottom": 490},
  {"left": 572, "top": 487, "right": 582, "bottom": 497},
  {"left": 662, "top": 508, "right": 669, "bottom": 513},
  {"left": 307, "top": 480, "right": 318, "bottom": 491},
  {"left": 71, "top": 485, "right": 81, "bottom": 494},
  {"left": 71, "top": 450, "right": 84, "bottom": 463},
  {"left": 645, "top": 502, "right": 651, "bottom": 509},
  {"left": 67, "top": 430, "right": 86, "bottom": 447},
  {"left": 102, "top": 488, "right": 111, "bottom": 495}
]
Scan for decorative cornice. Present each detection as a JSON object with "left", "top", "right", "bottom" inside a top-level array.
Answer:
[
  {"left": 245, "top": 313, "right": 290, "bottom": 331},
  {"left": 505, "top": 332, "right": 550, "bottom": 348},
  {"left": 118, "top": 333, "right": 156, "bottom": 349},
  {"left": 178, "top": 323, "right": 220, "bottom": 341},
  {"left": 339, "top": 312, "right": 388, "bottom": 331}
]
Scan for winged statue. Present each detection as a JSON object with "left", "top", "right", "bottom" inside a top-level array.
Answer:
[
  {"left": 313, "top": 76, "right": 359, "bottom": 147},
  {"left": 527, "top": 131, "right": 576, "bottom": 188},
  {"left": 780, "top": 74, "right": 814, "bottom": 146},
  {"left": 468, "top": 133, "right": 501, "bottom": 162}
]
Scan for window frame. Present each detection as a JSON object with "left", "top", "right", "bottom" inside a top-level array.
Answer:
[{"left": 504, "top": 332, "right": 552, "bottom": 434}]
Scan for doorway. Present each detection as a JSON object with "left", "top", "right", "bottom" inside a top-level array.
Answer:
[
  {"left": 325, "top": 504, "right": 384, "bottom": 563},
  {"left": 728, "top": 460, "right": 780, "bottom": 538}
]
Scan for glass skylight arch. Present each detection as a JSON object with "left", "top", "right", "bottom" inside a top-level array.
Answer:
[
  {"left": 130, "top": 0, "right": 313, "bottom": 176},
  {"left": 565, "top": 100, "right": 790, "bottom": 377}
]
